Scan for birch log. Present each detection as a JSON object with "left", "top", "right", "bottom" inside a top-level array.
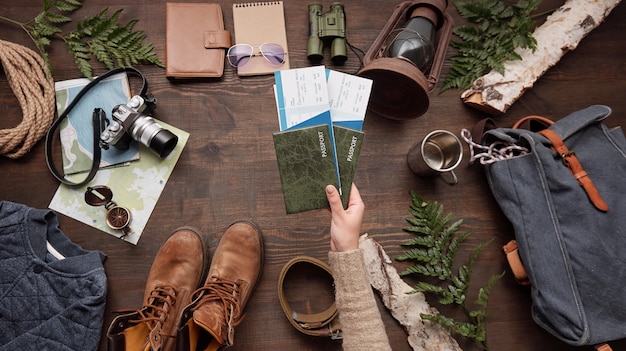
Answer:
[
  {"left": 359, "top": 234, "right": 462, "bottom": 351},
  {"left": 461, "top": 0, "right": 622, "bottom": 115}
]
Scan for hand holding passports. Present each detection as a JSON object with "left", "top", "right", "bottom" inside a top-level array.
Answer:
[{"left": 273, "top": 67, "right": 372, "bottom": 214}]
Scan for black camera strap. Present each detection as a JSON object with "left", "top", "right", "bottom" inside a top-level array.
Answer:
[{"left": 45, "top": 67, "right": 148, "bottom": 187}]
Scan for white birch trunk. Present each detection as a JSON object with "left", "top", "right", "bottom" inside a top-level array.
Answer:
[
  {"left": 461, "top": 0, "right": 622, "bottom": 114},
  {"left": 359, "top": 234, "right": 462, "bottom": 351}
]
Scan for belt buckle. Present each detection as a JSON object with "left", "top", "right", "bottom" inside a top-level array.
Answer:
[{"left": 329, "top": 326, "right": 343, "bottom": 340}]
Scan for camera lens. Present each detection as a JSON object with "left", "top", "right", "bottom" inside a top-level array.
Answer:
[
  {"left": 130, "top": 115, "right": 178, "bottom": 157},
  {"left": 150, "top": 129, "right": 178, "bottom": 158}
]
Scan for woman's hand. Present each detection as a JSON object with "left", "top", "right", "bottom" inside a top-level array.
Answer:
[{"left": 326, "top": 183, "right": 364, "bottom": 252}]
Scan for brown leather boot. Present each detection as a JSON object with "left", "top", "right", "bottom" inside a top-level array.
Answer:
[
  {"left": 107, "top": 227, "right": 208, "bottom": 351},
  {"left": 176, "top": 221, "right": 264, "bottom": 351}
]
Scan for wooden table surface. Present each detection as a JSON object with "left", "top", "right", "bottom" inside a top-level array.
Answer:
[{"left": 1, "top": 0, "right": 625, "bottom": 350}]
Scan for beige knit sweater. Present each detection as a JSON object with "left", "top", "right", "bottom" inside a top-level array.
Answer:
[{"left": 329, "top": 249, "right": 392, "bottom": 351}]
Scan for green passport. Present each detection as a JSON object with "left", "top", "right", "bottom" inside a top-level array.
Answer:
[
  {"left": 333, "top": 125, "right": 365, "bottom": 209},
  {"left": 273, "top": 124, "right": 339, "bottom": 214},
  {"left": 273, "top": 124, "right": 365, "bottom": 214}
]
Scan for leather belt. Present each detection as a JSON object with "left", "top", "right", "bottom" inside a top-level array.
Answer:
[{"left": 277, "top": 256, "right": 342, "bottom": 339}]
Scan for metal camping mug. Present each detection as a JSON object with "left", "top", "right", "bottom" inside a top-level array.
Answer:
[{"left": 407, "top": 130, "right": 463, "bottom": 185}]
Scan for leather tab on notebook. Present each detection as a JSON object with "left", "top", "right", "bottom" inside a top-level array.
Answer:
[
  {"left": 204, "top": 30, "right": 231, "bottom": 49},
  {"left": 539, "top": 129, "right": 609, "bottom": 212}
]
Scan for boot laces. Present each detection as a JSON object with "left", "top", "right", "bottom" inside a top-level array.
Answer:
[
  {"left": 132, "top": 285, "right": 178, "bottom": 331},
  {"left": 192, "top": 277, "right": 245, "bottom": 328}
]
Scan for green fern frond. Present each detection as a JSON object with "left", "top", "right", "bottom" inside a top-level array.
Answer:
[
  {"left": 476, "top": 272, "right": 505, "bottom": 309},
  {"left": 422, "top": 313, "right": 484, "bottom": 341},
  {"left": 0, "top": 0, "right": 164, "bottom": 78},
  {"left": 60, "top": 7, "right": 164, "bottom": 78},
  {"left": 91, "top": 40, "right": 115, "bottom": 68},
  {"left": 453, "top": 26, "right": 483, "bottom": 42},
  {"left": 408, "top": 282, "right": 445, "bottom": 296},
  {"left": 396, "top": 191, "right": 503, "bottom": 350},
  {"left": 441, "top": 0, "right": 543, "bottom": 91},
  {"left": 396, "top": 247, "right": 431, "bottom": 262},
  {"left": 55, "top": 0, "right": 81, "bottom": 10},
  {"left": 45, "top": 11, "right": 71, "bottom": 24}
]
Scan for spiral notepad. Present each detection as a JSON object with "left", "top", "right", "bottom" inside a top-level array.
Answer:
[{"left": 232, "top": 1, "right": 290, "bottom": 76}]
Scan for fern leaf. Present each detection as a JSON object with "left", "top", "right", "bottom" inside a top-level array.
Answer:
[
  {"left": 33, "top": 22, "right": 62, "bottom": 37},
  {"left": 397, "top": 192, "right": 503, "bottom": 350},
  {"left": 476, "top": 272, "right": 505, "bottom": 309},
  {"left": 396, "top": 247, "right": 431, "bottom": 263},
  {"left": 91, "top": 40, "right": 115, "bottom": 68},
  {"left": 91, "top": 8, "right": 120, "bottom": 39},
  {"left": 45, "top": 11, "right": 71, "bottom": 24},
  {"left": 41, "top": 0, "right": 54, "bottom": 11},
  {"left": 59, "top": 7, "right": 164, "bottom": 78},
  {"left": 441, "top": 0, "right": 542, "bottom": 91},
  {"left": 4, "top": 0, "right": 161, "bottom": 78},
  {"left": 58, "top": 0, "right": 82, "bottom": 8},
  {"left": 454, "top": 26, "right": 483, "bottom": 42},
  {"left": 37, "top": 37, "right": 51, "bottom": 47},
  {"left": 401, "top": 235, "right": 434, "bottom": 247},
  {"left": 75, "top": 55, "right": 93, "bottom": 79},
  {"left": 55, "top": 1, "right": 81, "bottom": 12}
]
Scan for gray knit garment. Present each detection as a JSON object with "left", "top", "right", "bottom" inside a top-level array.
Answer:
[{"left": 0, "top": 201, "right": 107, "bottom": 351}]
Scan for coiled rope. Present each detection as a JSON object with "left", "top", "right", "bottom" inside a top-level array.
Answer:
[
  {"left": 461, "top": 128, "right": 530, "bottom": 165},
  {"left": 0, "top": 39, "right": 55, "bottom": 159}
]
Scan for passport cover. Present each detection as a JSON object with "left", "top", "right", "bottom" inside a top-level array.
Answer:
[
  {"left": 333, "top": 125, "right": 364, "bottom": 209},
  {"left": 273, "top": 124, "right": 338, "bottom": 214},
  {"left": 273, "top": 124, "right": 364, "bottom": 214}
]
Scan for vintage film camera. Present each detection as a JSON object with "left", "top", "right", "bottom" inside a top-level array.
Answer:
[
  {"left": 99, "top": 95, "right": 178, "bottom": 158},
  {"left": 307, "top": 2, "right": 347, "bottom": 63}
]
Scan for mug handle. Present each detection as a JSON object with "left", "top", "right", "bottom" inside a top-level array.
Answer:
[{"left": 439, "top": 170, "right": 458, "bottom": 185}]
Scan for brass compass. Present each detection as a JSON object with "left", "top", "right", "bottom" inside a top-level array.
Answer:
[{"left": 85, "top": 185, "right": 133, "bottom": 238}]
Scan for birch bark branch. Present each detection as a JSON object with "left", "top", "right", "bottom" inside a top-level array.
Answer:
[
  {"left": 359, "top": 234, "right": 462, "bottom": 351},
  {"left": 461, "top": 0, "right": 622, "bottom": 114}
]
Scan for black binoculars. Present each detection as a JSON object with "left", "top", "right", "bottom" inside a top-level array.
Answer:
[{"left": 307, "top": 2, "right": 347, "bottom": 63}]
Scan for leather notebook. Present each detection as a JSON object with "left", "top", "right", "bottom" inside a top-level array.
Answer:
[{"left": 165, "top": 3, "right": 231, "bottom": 79}]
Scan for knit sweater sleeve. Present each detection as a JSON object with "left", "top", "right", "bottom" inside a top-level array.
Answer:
[{"left": 329, "top": 249, "right": 392, "bottom": 351}]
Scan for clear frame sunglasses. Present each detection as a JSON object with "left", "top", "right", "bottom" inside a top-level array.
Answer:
[{"left": 227, "top": 43, "right": 286, "bottom": 67}]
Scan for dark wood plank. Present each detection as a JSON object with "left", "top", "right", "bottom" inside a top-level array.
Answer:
[{"left": 1, "top": 0, "right": 626, "bottom": 350}]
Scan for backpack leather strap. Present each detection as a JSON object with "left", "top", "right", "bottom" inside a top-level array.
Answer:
[
  {"left": 503, "top": 240, "right": 530, "bottom": 286},
  {"left": 595, "top": 343, "right": 613, "bottom": 351},
  {"left": 512, "top": 115, "right": 554, "bottom": 130},
  {"left": 539, "top": 129, "right": 609, "bottom": 212}
]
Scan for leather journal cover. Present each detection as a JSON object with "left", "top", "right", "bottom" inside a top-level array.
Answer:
[
  {"left": 273, "top": 123, "right": 364, "bottom": 214},
  {"left": 165, "top": 3, "right": 231, "bottom": 79},
  {"left": 232, "top": 1, "right": 290, "bottom": 76}
]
